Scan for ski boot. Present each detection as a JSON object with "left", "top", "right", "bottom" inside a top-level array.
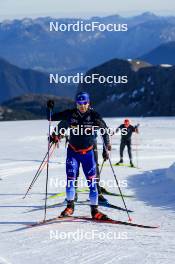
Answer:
[
  {"left": 74, "top": 192, "right": 78, "bottom": 202},
  {"left": 130, "top": 160, "right": 134, "bottom": 167},
  {"left": 115, "top": 158, "right": 123, "bottom": 165},
  {"left": 91, "top": 205, "right": 109, "bottom": 220},
  {"left": 98, "top": 194, "right": 108, "bottom": 205},
  {"left": 60, "top": 200, "right": 74, "bottom": 217},
  {"left": 100, "top": 186, "right": 109, "bottom": 194}
]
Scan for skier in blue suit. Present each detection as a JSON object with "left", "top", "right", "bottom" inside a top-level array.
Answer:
[{"left": 47, "top": 92, "right": 111, "bottom": 220}]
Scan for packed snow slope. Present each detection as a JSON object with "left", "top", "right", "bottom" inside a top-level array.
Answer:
[{"left": 0, "top": 117, "right": 175, "bottom": 264}]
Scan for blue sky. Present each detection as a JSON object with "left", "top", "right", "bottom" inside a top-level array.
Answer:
[{"left": 0, "top": 0, "right": 175, "bottom": 20}]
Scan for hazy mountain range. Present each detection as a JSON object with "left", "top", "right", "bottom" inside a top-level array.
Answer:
[
  {"left": 0, "top": 12, "right": 175, "bottom": 120},
  {"left": 0, "top": 12, "right": 175, "bottom": 73}
]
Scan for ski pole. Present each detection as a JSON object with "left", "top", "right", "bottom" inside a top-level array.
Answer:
[
  {"left": 101, "top": 136, "right": 132, "bottom": 222},
  {"left": 109, "top": 135, "right": 112, "bottom": 160},
  {"left": 95, "top": 159, "right": 105, "bottom": 191},
  {"left": 65, "top": 135, "right": 69, "bottom": 149},
  {"left": 23, "top": 142, "right": 54, "bottom": 199},
  {"left": 30, "top": 143, "right": 57, "bottom": 189},
  {"left": 135, "top": 123, "right": 140, "bottom": 168},
  {"left": 99, "top": 159, "right": 105, "bottom": 176},
  {"left": 108, "top": 157, "right": 132, "bottom": 221},
  {"left": 135, "top": 134, "right": 139, "bottom": 168},
  {"left": 44, "top": 107, "right": 52, "bottom": 221}
]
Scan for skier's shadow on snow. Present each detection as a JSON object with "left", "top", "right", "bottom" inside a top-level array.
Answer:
[
  {"left": 0, "top": 193, "right": 54, "bottom": 196},
  {"left": 26, "top": 200, "right": 89, "bottom": 213},
  {"left": 128, "top": 168, "right": 175, "bottom": 211},
  {"left": 1, "top": 218, "right": 86, "bottom": 233},
  {"left": 0, "top": 158, "right": 43, "bottom": 163}
]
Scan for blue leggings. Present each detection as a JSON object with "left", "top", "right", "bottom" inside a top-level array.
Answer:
[{"left": 66, "top": 147, "right": 98, "bottom": 205}]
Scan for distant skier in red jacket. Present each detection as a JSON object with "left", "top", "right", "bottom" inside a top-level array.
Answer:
[{"left": 115, "top": 119, "right": 139, "bottom": 167}]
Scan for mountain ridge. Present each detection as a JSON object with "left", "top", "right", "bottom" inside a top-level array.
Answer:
[
  {"left": 140, "top": 41, "right": 175, "bottom": 65},
  {"left": 1, "top": 13, "right": 175, "bottom": 72},
  {"left": 0, "top": 57, "right": 76, "bottom": 103},
  {"left": 78, "top": 58, "right": 175, "bottom": 116}
]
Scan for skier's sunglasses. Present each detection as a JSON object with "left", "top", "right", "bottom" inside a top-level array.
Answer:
[{"left": 76, "top": 101, "right": 89, "bottom": 105}]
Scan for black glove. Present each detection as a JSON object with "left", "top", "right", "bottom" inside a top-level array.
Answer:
[
  {"left": 135, "top": 123, "right": 140, "bottom": 129},
  {"left": 106, "top": 144, "right": 112, "bottom": 151},
  {"left": 102, "top": 150, "right": 109, "bottom": 161},
  {"left": 49, "top": 132, "right": 60, "bottom": 144},
  {"left": 47, "top": 100, "right": 54, "bottom": 110},
  {"left": 134, "top": 123, "right": 140, "bottom": 133}
]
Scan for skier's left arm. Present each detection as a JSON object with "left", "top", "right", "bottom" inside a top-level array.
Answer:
[{"left": 94, "top": 113, "right": 111, "bottom": 160}]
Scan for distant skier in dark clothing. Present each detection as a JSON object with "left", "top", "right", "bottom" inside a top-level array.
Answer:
[
  {"left": 47, "top": 92, "right": 111, "bottom": 220},
  {"left": 115, "top": 119, "right": 139, "bottom": 167}
]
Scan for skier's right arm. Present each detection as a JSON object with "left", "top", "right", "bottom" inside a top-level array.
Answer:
[
  {"left": 50, "top": 110, "right": 72, "bottom": 121},
  {"left": 46, "top": 100, "right": 71, "bottom": 121}
]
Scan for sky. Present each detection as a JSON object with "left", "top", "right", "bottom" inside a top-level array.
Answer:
[{"left": 0, "top": 0, "right": 175, "bottom": 21}]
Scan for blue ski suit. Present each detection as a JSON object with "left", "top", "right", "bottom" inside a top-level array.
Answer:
[{"left": 48, "top": 107, "right": 110, "bottom": 205}]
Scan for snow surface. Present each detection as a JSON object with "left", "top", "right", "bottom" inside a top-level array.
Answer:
[{"left": 0, "top": 118, "right": 175, "bottom": 264}]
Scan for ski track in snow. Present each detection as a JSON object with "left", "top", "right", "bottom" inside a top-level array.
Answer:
[
  {"left": 0, "top": 118, "right": 175, "bottom": 264},
  {"left": 0, "top": 256, "right": 12, "bottom": 264},
  {"left": 0, "top": 162, "right": 63, "bottom": 179}
]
